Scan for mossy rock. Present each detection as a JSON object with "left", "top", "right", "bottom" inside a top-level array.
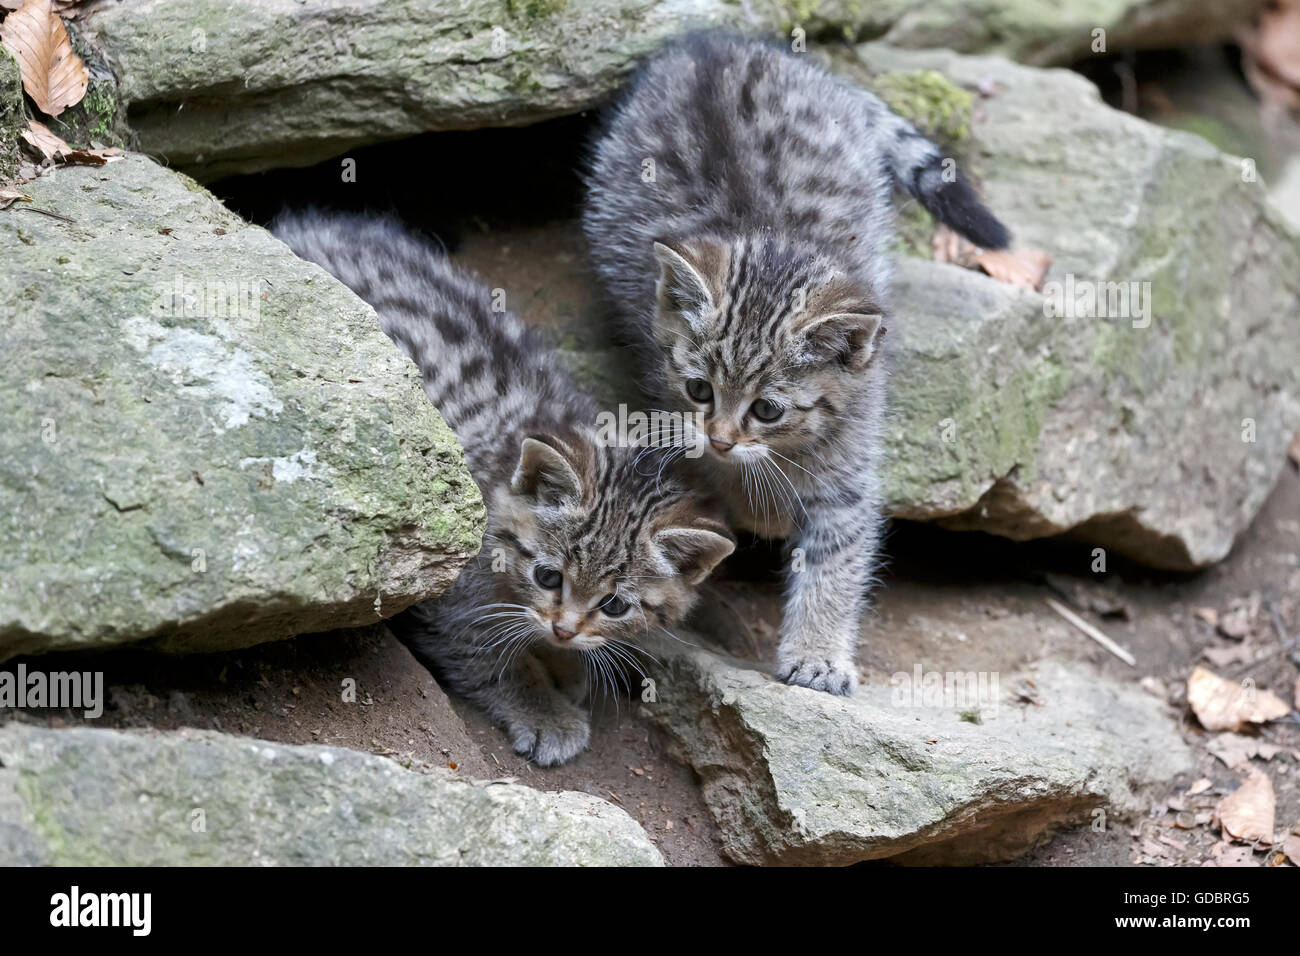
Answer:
[
  {"left": 0, "top": 724, "right": 664, "bottom": 866},
  {"left": 0, "top": 154, "right": 485, "bottom": 659},
  {"left": 870, "top": 69, "right": 973, "bottom": 145}
]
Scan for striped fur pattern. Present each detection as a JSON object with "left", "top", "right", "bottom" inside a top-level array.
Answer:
[
  {"left": 274, "top": 210, "right": 734, "bottom": 765},
  {"left": 582, "top": 34, "right": 1008, "bottom": 695}
]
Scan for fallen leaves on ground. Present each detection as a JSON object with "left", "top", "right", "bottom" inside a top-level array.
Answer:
[
  {"left": 1240, "top": 0, "right": 1300, "bottom": 111},
  {"left": 1201, "top": 642, "right": 1256, "bottom": 669},
  {"left": 1187, "top": 665, "right": 1291, "bottom": 731},
  {"left": 1205, "top": 733, "right": 1285, "bottom": 769},
  {"left": 1283, "top": 821, "right": 1300, "bottom": 864},
  {"left": 1216, "top": 593, "right": 1261, "bottom": 640},
  {"left": 1204, "top": 843, "right": 1259, "bottom": 867},
  {"left": 20, "top": 119, "right": 121, "bottom": 167},
  {"left": 931, "top": 224, "right": 1051, "bottom": 292},
  {"left": 0, "top": 0, "right": 89, "bottom": 117},
  {"left": 0, "top": 0, "right": 84, "bottom": 14},
  {"left": 1215, "top": 768, "right": 1275, "bottom": 845},
  {"left": 0, "top": 186, "right": 31, "bottom": 209}
]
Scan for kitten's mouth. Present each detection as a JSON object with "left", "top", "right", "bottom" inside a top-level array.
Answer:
[{"left": 544, "top": 632, "right": 604, "bottom": 651}]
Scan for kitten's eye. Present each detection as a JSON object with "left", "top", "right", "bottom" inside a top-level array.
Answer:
[
  {"left": 685, "top": 378, "right": 713, "bottom": 403},
  {"left": 751, "top": 399, "right": 784, "bottom": 422},
  {"left": 599, "top": 594, "right": 630, "bottom": 617},
  {"left": 534, "top": 566, "right": 563, "bottom": 590}
]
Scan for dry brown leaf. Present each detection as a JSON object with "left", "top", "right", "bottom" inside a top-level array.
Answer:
[
  {"left": 20, "top": 117, "right": 70, "bottom": 162},
  {"left": 1258, "top": 0, "right": 1300, "bottom": 90},
  {"left": 0, "top": 186, "right": 32, "bottom": 209},
  {"left": 1187, "top": 665, "right": 1291, "bottom": 731},
  {"left": 932, "top": 224, "right": 978, "bottom": 269},
  {"left": 1284, "top": 819, "right": 1300, "bottom": 864},
  {"left": 1187, "top": 778, "right": 1213, "bottom": 796},
  {"left": 1216, "top": 768, "right": 1275, "bottom": 845},
  {"left": 931, "top": 224, "right": 1051, "bottom": 292},
  {"left": 1, "top": 0, "right": 83, "bottom": 13},
  {"left": 975, "top": 247, "right": 1052, "bottom": 291},
  {"left": 1217, "top": 593, "right": 1260, "bottom": 640},
  {"left": 20, "top": 119, "right": 121, "bottom": 167},
  {"left": 1239, "top": 6, "right": 1300, "bottom": 111},
  {"left": 56, "top": 144, "right": 121, "bottom": 166},
  {"left": 0, "top": 0, "right": 89, "bottom": 117},
  {"left": 1203, "top": 843, "right": 1259, "bottom": 867},
  {"left": 1202, "top": 642, "right": 1254, "bottom": 669},
  {"left": 1283, "top": 834, "right": 1300, "bottom": 865},
  {"left": 1206, "top": 733, "right": 1285, "bottom": 769},
  {"left": 1194, "top": 607, "right": 1219, "bottom": 628}
]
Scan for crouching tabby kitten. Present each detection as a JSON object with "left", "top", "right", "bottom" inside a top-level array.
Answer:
[
  {"left": 582, "top": 33, "right": 1010, "bottom": 695},
  {"left": 274, "top": 210, "right": 734, "bottom": 765}
]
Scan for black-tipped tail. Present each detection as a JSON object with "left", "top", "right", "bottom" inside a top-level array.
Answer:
[{"left": 913, "top": 161, "right": 1011, "bottom": 250}]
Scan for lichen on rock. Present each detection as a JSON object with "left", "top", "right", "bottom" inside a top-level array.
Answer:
[{"left": 0, "top": 155, "right": 485, "bottom": 660}]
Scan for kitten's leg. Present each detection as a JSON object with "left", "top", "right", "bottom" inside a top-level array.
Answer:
[
  {"left": 464, "top": 650, "right": 591, "bottom": 766},
  {"left": 775, "top": 493, "right": 881, "bottom": 696},
  {"left": 407, "top": 615, "right": 590, "bottom": 767}
]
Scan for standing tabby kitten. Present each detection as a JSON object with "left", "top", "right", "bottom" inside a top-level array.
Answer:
[
  {"left": 582, "top": 34, "right": 1009, "bottom": 694},
  {"left": 274, "top": 210, "right": 734, "bottom": 765}
]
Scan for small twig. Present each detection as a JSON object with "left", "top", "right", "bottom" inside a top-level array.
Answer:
[
  {"left": 1228, "top": 600, "right": 1299, "bottom": 677},
  {"left": 1045, "top": 596, "right": 1136, "bottom": 667},
  {"left": 10, "top": 206, "right": 77, "bottom": 223},
  {"left": 1266, "top": 599, "right": 1291, "bottom": 645}
]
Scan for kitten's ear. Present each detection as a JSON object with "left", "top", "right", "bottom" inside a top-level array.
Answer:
[
  {"left": 796, "top": 311, "right": 885, "bottom": 371},
  {"left": 652, "top": 237, "right": 728, "bottom": 333},
  {"left": 511, "top": 434, "right": 585, "bottom": 503},
  {"left": 653, "top": 516, "right": 736, "bottom": 586}
]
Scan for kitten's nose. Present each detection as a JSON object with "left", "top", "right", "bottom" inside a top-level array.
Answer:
[
  {"left": 552, "top": 623, "right": 576, "bottom": 641},
  {"left": 708, "top": 435, "right": 735, "bottom": 453}
]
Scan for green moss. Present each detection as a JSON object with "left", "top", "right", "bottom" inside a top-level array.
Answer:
[
  {"left": 1160, "top": 114, "right": 1244, "bottom": 157},
  {"left": 770, "top": 0, "right": 870, "bottom": 40},
  {"left": 506, "top": 0, "right": 566, "bottom": 18},
  {"left": 0, "top": 48, "right": 25, "bottom": 182},
  {"left": 31, "top": 29, "right": 131, "bottom": 151},
  {"left": 871, "top": 70, "right": 973, "bottom": 145}
]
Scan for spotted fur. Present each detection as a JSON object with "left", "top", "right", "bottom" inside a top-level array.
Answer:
[
  {"left": 274, "top": 210, "right": 734, "bottom": 765},
  {"left": 582, "top": 34, "right": 1008, "bottom": 694}
]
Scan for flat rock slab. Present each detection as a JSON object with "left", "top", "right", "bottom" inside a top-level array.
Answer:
[
  {"left": 0, "top": 723, "right": 663, "bottom": 866},
  {"left": 0, "top": 155, "right": 484, "bottom": 660},
  {"left": 77, "top": 0, "right": 1253, "bottom": 180},
  {"left": 642, "top": 642, "right": 1193, "bottom": 865}
]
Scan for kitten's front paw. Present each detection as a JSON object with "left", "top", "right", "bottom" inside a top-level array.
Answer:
[
  {"left": 775, "top": 656, "right": 857, "bottom": 696},
  {"left": 506, "top": 708, "right": 591, "bottom": 767}
]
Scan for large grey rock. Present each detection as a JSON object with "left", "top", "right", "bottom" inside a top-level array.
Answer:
[
  {"left": 641, "top": 641, "right": 1193, "bottom": 865},
  {"left": 841, "top": 45, "right": 1300, "bottom": 568},
  {"left": 0, "top": 723, "right": 663, "bottom": 865},
  {"left": 76, "top": 0, "right": 1256, "bottom": 181},
  {"left": 0, "top": 155, "right": 484, "bottom": 661}
]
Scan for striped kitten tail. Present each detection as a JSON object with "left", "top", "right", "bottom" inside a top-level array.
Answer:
[
  {"left": 869, "top": 97, "right": 1011, "bottom": 250},
  {"left": 272, "top": 209, "right": 568, "bottom": 459}
]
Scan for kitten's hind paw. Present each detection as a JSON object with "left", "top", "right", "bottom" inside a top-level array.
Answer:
[
  {"left": 507, "top": 712, "right": 591, "bottom": 767},
  {"left": 775, "top": 657, "right": 857, "bottom": 696}
]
